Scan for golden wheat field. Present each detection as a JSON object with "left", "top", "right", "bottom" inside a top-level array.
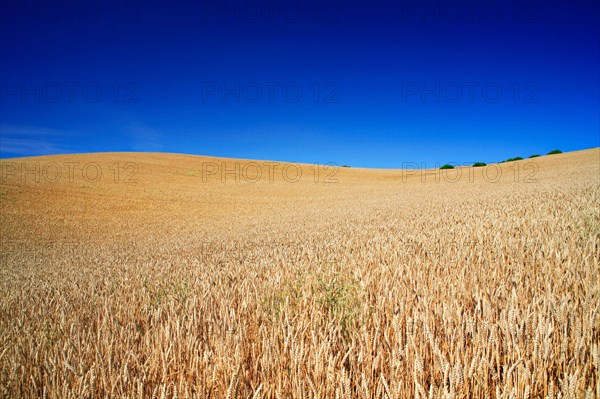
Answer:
[{"left": 0, "top": 149, "right": 599, "bottom": 399}]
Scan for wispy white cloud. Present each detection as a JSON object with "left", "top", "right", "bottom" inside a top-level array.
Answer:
[
  {"left": 0, "top": 124, "right": 72, "bottom": 156},
  {"left": 128, "top": 126, "right": 164, "bottom": 152},
  {"left": 107, "top": 114, "right": 166, "bottom": 152},
  {"left": 0, "top": 120, "right": 167, "bottom": 157},
  {"left": 0, "top": 138, "right": 65, "bottom": 156}
]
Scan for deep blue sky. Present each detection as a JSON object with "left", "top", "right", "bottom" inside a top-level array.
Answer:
[{"left": 1, "top": 0, "right": 599, "bottom": 167}]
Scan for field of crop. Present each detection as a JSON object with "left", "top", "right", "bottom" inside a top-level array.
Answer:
[{"left": 0, "top": 149, "right": 599, "bottom": 398}]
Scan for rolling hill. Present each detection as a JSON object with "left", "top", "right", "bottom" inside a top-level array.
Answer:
[{"left": 0, "top": 148, "right": 599, "bottom": 398}]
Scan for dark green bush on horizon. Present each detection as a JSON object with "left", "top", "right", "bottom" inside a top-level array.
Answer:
[
  {"left": 434, "top": 149, "right": 564, "bottom": 169},
  {"left": 501, "top": 157, "right": 524, "bottom": 163}
]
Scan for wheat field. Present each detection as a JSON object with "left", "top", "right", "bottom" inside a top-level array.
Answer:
[{"left": 0, "top": 149, "right": 599, "bottom": 398}]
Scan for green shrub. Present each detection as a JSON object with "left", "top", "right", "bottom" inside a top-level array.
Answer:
[
  {"left": 472, "top": 162, "right": 486, "bottom": 167},
  {"left": 440, "top": 164, "right": 455, "bottom": 169},
  {"left": 529, "top": 154, "right": 541, "bottom": 158},
  {"left": 502, "top": 157, "right": 524, "bottom": 163},
  {"left": 547, "top": 149, "right": 562, "bottom": 155},
  {"left": 341, "top": 165, "right": 351, "bottom": 168}
]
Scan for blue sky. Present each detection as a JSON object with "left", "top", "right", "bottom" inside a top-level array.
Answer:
[{"left": 1, "top": 0, "right": 599, "bottom": 167}]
